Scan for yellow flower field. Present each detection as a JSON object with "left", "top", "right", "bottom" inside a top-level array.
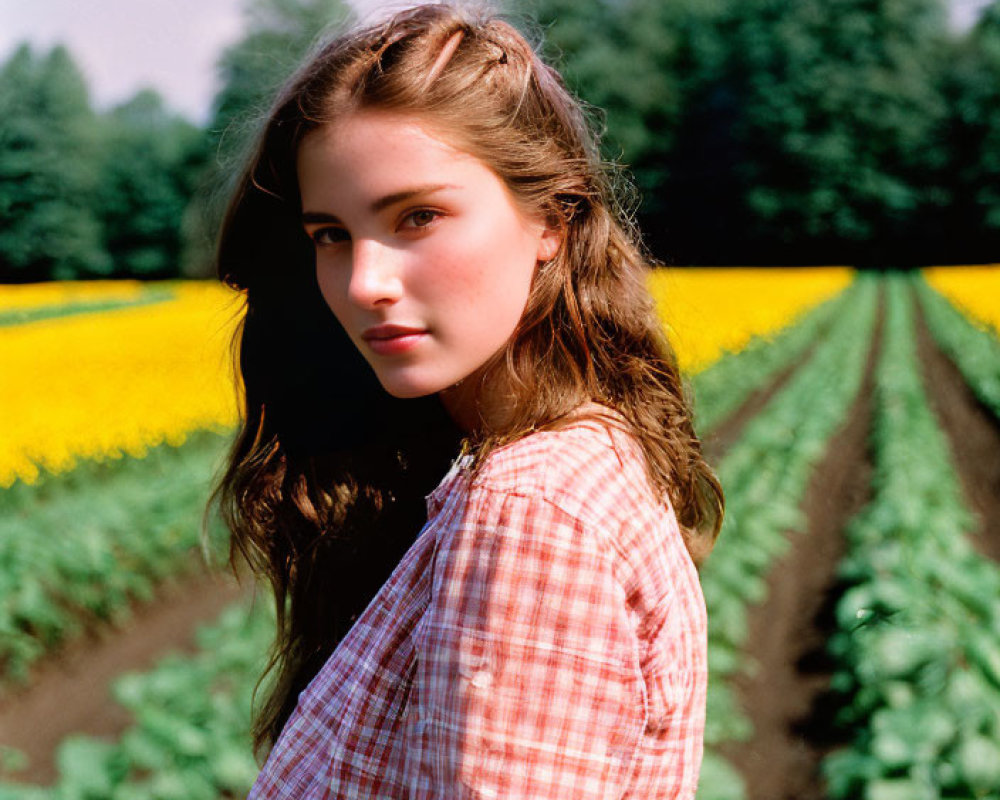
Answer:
[
  {"left": 649, "top": 267, "right": 854, "bottom": 373},
  {"left": 0, "top": 282, "right": 243, "bottom": 487},
  {"left": 922, "top": 265, "right": 1000, "bottom": 335},
  {"left": 0, "top": 280, "right": 153, "bottom": 313},
  {"left": 1, "top": 270, "right": 854, "bottom": 488}
]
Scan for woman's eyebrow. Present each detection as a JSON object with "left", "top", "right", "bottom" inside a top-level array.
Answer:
[{"left": 301, "top": 183, "right": 457, "bottom": 224}]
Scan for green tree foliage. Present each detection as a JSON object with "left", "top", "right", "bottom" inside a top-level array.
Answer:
[
  {"left": 212, "top": 0, "right": 351, "bottom": 153},
  {"left": 513, "top": 0, "right": 728, "bottom": 258},
  {"left": 181, "top": 0, "right": 349, "bottom": 277},
  {"left": 0, "top": 45, "right": 207, "bottom": 281},
  {"left": 515, "top": 0, "right": 996, "bottom": 266},
  {"left": 0, "top": 44, "right": 109, "bottom": 281},
  {"left": 97, "top": 89, "right": 208, "bottom": 279},
  {"left": 716, "top": 0, "right": 952, "bottom": 265},
  {"left": 941, "top": 0, "right": 1000, "bottom": 262},
  {"left": 171, "top": 0, "right": 996, "bottom": 270}
]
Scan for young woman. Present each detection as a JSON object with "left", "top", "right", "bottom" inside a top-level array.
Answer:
[{"left": 212, "top": 3, "right": 724, "bottom": 797}]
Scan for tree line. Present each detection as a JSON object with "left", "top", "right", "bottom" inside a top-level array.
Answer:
[{"left": 1, "top": 0, "right": 998, "bottom": 281}]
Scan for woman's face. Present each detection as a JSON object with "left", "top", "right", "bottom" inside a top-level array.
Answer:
[{"left": 296, "top": 110, "right": 560, "bottom": 429}]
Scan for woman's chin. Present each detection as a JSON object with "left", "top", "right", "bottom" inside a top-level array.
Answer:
[{"left": 376, "top": 378, "right": 442, "bottom": 400}]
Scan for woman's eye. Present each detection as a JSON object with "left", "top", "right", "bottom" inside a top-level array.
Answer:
[
  {"left": 311, "top": 227, "right": 348, "bottom": 246},
  {"left": 403, "top": 209, "right": 440, "bottom": 230}
]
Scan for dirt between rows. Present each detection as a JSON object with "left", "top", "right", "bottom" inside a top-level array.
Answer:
[
  {"left": 701, "top": 330, "right": 830, "bottom": 462},
  {"left": 714, "top": 279, "right": 1000, "bottom": 800},
  {"left": 0, "top": 559, "right": 253, "bottom": 785},
  {"left": 912, "top": 287, "right": 1000, "bottom": 562},
  {"left": 715, "top": 283, "right": 884, "bottom": 800}
]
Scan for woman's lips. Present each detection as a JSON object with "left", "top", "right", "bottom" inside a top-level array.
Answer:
[{"left": 365, "top": 331, "right": 427, "bottom": 356}]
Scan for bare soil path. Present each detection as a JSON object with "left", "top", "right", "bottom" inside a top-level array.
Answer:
[
  {"left": 702, "top": 334, "right": 826, "bottom": 463},
  {"left": 912, "top": 287, "right": 1000, "bottom": 562},
  {"left": 0, "top": 561, "right": 253, "bottom": 785},
  {"left": 717, "top": 283, "right": 885, "bottom": 800}
]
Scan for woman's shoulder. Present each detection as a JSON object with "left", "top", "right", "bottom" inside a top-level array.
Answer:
[
  {"left": 465, "top": 403, "right": 696, "bottom": 605},
  {"left": 470, "top": 402, "right": 660, "bottom": 526},
  {"left": 437, "top": 402, "right": 698, "bottom": 613}
]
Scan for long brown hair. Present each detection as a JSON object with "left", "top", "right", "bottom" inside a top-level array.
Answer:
[{"left": 210, "top": 1, "right": 724, "bottom": 760}]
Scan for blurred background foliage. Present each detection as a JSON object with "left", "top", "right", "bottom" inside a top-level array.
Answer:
[{"left": 1, "top": 0, "right": 998, "bottom": 281}]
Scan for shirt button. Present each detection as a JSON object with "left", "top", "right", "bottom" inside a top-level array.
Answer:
[{"left": 470, "top": 669, "right": 492, "bottom": 689}]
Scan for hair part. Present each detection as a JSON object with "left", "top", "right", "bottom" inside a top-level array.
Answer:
[{"left": 212, "top": 0, "right": 723, "bottom": 760}]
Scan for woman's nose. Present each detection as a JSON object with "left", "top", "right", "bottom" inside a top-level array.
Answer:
[{"left": 347, "top": 239, "right": 403, "bottom": 308}]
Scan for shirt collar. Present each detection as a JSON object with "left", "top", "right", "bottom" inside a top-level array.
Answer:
[{"left": 425, "top": 451, "right": 473, "bottom": 519}]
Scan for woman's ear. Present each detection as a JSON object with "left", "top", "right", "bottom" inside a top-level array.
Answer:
[{"left": 536, "top": 220, "right": 564, "bottom": 262}]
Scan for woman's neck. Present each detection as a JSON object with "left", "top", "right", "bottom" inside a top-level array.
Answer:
[
  {"left": 437, "top": 363, "right": 518, "bottom": 435},
  {"left": 437, "top": 379, "right": 482, "bottom": 434}
]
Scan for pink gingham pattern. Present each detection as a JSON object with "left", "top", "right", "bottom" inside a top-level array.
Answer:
[{"left": 249, "top": 404, "right": 707, "bottom": 799}]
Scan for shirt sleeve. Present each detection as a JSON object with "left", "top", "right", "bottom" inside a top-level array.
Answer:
[{"left": 404, "top": 484, "right": 646, "bottom": 799}]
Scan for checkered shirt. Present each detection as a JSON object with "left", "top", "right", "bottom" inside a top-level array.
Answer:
[{"left": 249, "top": 406, "right": 707, "bottom": 799}]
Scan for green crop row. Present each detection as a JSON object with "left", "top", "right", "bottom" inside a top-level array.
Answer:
[
  {"left": 0, "top": 287, "right": 177, "bottom": 328},
  {"left": 695, "top": 275, "right": 879, "bottom": 800},
  {"left": 0, "top": 429, "right": 233, "bottom": 684},
  {"left": 0, "top": 595, "right": 273, "bottom": 800},
  {"left": 914, "top": 276, "right": 1000, "bottom": 419},
  {"left": 821, "top": 274, "right": 1000, "bottom": 800},
  {"left": 690, "top": 282, "right": 850, "bottom": 435}
]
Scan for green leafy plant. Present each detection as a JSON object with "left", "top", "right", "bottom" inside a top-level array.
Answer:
[
  {"left": 0, "top": 429, "right": 232, "bottom": 683},
  {"left": 0, "top": 597, "right": 274, "bottom": 800},
  {"left": 914, "top": 275, "right": 1000, "bottom": 418},
  {"left": 696, "top": 274, "right": 878, "bottom": 800},
  {"left": 822, "top": 273, "right": 1000, "bottom": 798},
  {"left": 691, "top": 285, "right": 851, "bottom": 434}
]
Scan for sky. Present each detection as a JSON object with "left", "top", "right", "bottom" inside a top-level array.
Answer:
[{"left": 0, "top": 0, "right": 993, "bottom": 126}]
